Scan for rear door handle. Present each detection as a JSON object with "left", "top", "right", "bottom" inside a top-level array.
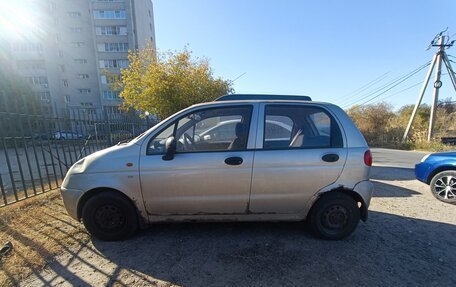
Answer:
[
  {"left": 322, "top": 153, "right": 339, "bottom": 163},
  {"left": 225, "top": 156, "right": 243, "bottom": 166}
]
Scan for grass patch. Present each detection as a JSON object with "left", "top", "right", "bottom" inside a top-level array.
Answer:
[{"left": 0, "top": 191, "right": 90, "bottom": 286}]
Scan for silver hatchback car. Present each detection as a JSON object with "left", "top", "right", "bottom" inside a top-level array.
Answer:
[{"left": 61, "top": 95, "right": 374, "bottom": 241}]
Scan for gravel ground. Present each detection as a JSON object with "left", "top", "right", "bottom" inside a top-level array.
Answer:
[{"left": 20, "top": 163, "right": 456, "bottom": 286}]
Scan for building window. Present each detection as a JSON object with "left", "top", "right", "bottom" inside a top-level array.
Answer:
[
  {"left": 97, "top": 43, "right": 129, "bottom": 52},
  {"left": 70, "top": 27, "right": 83, "bottom": 33},
  {"left": 16, "top": 61, "right": 45, "bottom": 70},
  {"left": 35, "top": 92, "right": 51, "bottom": 102},
  {"left": 99, "top": 59, "right": 128, "bottom": 68},
  {"left": 12, "top": 42, "right": 43, "bottom": 52},
  {"left": 78, "top": 74, "right": 89, "bottom": 79},
  {"left": 100, "top": 74, "right": 120, "bottom": 84},
  {"left": 93, "top": 10, "right": 126, "bottom": 19},
  {"left": 68, "top": 12, "right": 81, "bottom": 17},
  {"left": 25, "top": 76, "right": 48, "bottom": 86},
  {"left": 59, "top": 65, "right": 65, "bottom": 72},
  {"left": 74, "top": 59, "right": 88, "bottom": 64},
  {"left": 95, "top": 26, "right": 127, "bottom": 36},
  {"left": 81, "top": 102, "right": 93, "bottom": 107},
  {"left": 78, "top": 89, "right": 91, "bottom": 94},
  {"left": 65, "top": 95, "right": 71, "bottom": 103},
  {"left": 62, "top": 79, "right": 69, "bottom": 87},
  {"left": 103, "top": 91, "right": 120, "bottom": 100},
  {"left": 71, "top": 42, "right": 85, "bottom": 47}
]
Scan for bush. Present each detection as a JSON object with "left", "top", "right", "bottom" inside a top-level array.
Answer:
[{"left": 347, "top": 101, "right": 456, "bottom": 151}]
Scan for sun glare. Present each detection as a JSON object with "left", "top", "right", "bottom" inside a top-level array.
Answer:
[{"left": 0, "top": 1, "right": 41, "bottom": 41}]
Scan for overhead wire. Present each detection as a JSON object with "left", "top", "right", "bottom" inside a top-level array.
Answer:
[
  {"left": 337, "top": 72, "right": 389, "bottom": 105},
  {"left": 369, "top": 81, "right": 423, "bottom": 105},
  {"left": 342, "top": 61, "right": 431, "bottom": 108}
]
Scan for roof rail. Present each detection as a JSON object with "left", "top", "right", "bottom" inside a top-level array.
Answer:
[{"left": 215, "top": 94, "right": 312, "bottom": 102}]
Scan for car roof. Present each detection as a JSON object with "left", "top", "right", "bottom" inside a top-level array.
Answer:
[
  {"left": 216, "top": 94, "right": 312, "bottom": 101},
  {"left": 190, "top": 99, "right": 334, "bottom": 108}
]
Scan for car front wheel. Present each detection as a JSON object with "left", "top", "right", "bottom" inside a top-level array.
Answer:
[
  {"left": 308, "top": 192, "right": 360, "bottom": 240},
  {"left": 81, "top": 191, "right": 139, "bottom": 241},
  {"left": 430, "top": 171, "right": 456, "bottom": 204}
]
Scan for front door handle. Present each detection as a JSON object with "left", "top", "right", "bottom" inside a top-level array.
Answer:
[
  {"left": 225, "top": 156, "right": 243, "bottom": 166},
  {"left": 322, "top": 153, "right": 339, "bottom": 163}
]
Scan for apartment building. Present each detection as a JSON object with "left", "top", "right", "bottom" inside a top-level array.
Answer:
[{"left": 6, "top": 0, "right": 156, "bottom": 116}]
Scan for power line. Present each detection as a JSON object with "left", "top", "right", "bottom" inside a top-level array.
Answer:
[
  {"left": 370, "top": 81, "right": 423, "bottom": 105},
  {"left": 342, "top": 62, "right": 430, "bottom": 108},
  {"left": 337, "top": 72, "right": 389, "bottom": 105},
  {"left": 356, "top": 65, "right": 430, "bottom": 106}
]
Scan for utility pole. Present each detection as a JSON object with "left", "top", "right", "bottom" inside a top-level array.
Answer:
[
  {"left": 402, "top": 32, "right": 456, "bottom": 142},
  {"left": 428, "top": 36, "right": 444, "bottom": 141}
]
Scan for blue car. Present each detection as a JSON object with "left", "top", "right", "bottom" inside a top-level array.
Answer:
[{"left": 415, "top": 151, "right": 456, "bottom": 204}]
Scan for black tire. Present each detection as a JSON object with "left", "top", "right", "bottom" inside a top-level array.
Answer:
[
  {"left": 430, "top": 170, "right": 456, "bottom": 204},
  {"left": 81, "top": 191, "right": 138, "bottom": 241},
  {"left": 308, "top": 193, "right": 360, "bottom": 240}
]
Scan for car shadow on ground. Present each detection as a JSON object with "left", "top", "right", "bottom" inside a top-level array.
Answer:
[
  {"left": 372, "top": 181, "right": 421, "bottom": 197},
  {"left": 371, "top": 166, "right": 416, "bottom": 181},
  {"left": 22, "top": 211, "right": 453, "bottom": 287},
  {"left": 370, "top": 166, "right": 422, "bottom": 198}
]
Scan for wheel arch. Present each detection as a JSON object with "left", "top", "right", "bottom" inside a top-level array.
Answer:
[
  {"left": 77, "top": 187, "right": 146, "bottom": 227},
  {"left": 308, "top": 187, "right": 368, "bottom": 222},
  {"left": 427, "top": 166, "right": 456, "bottom": 184}
]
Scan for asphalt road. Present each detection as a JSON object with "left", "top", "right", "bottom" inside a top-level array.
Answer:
[{"left": 371, "top": 148, "right": 428, "bottom": 168}]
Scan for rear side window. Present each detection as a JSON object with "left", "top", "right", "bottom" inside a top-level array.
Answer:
[{"left": 263, "top": 105, "right": 343, "bottom": 149}]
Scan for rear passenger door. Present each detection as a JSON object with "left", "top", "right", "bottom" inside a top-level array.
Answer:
[{"left": 249, "top": 103, "right": 347, "bottom": 214}]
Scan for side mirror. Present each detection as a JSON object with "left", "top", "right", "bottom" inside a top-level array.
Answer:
[{"left": 162, "top": 136, "right": 176, "bottom": 161}]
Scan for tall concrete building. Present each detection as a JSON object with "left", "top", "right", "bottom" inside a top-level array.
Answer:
[{"left": 5, "top": 0, "right": 156, "bottom": 116}]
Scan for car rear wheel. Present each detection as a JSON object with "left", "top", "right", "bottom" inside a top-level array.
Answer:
[
  {"left": 430, "top": 171, "right": 456, "bottom": 204},
  {"left": 308, "top": 193, "right": 360, "bottom": 240},
  {"left": 81, "top": 191, "right": 138, "bottom": 241}
]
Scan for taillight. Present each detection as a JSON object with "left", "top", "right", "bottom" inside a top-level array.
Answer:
[{"left": 364, "top": 150, "right": 372, "bottom": 166}]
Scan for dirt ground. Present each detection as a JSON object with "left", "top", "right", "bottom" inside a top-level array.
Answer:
[{"left": 8, "top": 163, "right": 456, "bottom": 286}]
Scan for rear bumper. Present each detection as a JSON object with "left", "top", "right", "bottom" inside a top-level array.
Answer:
[
  {"left": 353, "top": 180, "right": 374, "bottom": 209},
  {"left": 353, "top": 180, "right": 374, "bottom": 221}
]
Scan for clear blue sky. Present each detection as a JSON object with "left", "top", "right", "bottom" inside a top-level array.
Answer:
[{"left": 153, "top": 0, "right": 456, "bottom": 109}]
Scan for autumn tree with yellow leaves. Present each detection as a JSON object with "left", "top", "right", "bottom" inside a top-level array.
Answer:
[{"left": 111, "top": 45, "right": 233, "bottom": 119}]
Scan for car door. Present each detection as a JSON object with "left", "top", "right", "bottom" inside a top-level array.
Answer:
[
  {"left": 140, "top": 104, "right": 258, "bottom": 216},
  {"left": 249, "top": 103, "right": 347, "bottom": 214}
]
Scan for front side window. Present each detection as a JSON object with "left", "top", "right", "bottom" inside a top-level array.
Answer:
[
  {"left": 264, "top": 105, "right": 343, "bottom": 149},
  {"left": 147, "top": 106, "right": 253, "bottom": 154}
]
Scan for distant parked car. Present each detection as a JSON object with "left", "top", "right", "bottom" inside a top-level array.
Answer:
[
  {"left": 54, "top": 131, "right": 84, "bottom": 140},
  {"left": 415, "top": 151, "right": 456, "bottom": 204}
]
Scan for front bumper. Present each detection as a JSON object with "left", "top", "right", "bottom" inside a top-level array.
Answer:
[
  {"left": 415, "top": 162, "right": 431, "bottom": 184},
  {"left": 60, "top": 186, "right": 85, "bottom": 221}
]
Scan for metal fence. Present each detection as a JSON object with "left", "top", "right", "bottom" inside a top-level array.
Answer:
[{"left": 0, "top": 93, "right": 156, "bottom": 207}]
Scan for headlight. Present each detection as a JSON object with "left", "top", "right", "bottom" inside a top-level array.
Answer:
[
  {"left": 68, "top": 158, "right": 86, "bottom": 174},
  {"left": 420, "top": 154, "right": 431, "bottom": 162}
]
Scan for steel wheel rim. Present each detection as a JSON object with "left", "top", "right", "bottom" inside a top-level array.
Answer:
[
  {"left": 434, "top": 175, "right": 456, "bottom": 200},
  {"left": 321, "top": 204, "right": 349, "bottom": 231},
  {"left": 94, "top": 205, "right": 126, "bottom": 232}
]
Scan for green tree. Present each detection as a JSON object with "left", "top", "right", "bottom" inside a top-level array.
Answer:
[{"left": 112, "top": 45, "right": 234, "bottom": 119}]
